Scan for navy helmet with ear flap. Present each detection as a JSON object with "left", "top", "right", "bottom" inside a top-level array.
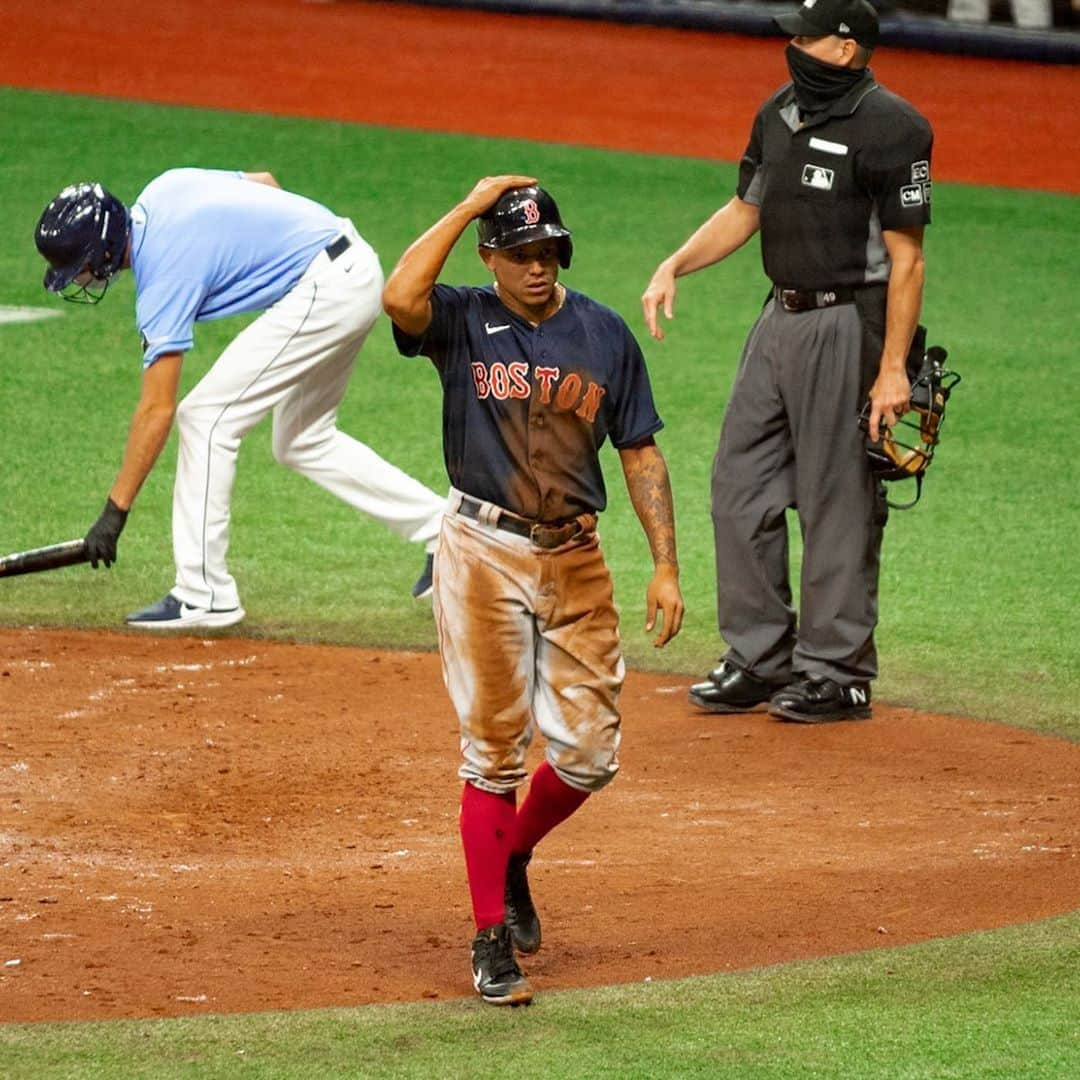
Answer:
[
  {"left": 35, "top": 182, "right": 130, "bottom": 293},
  {"left": 477, "top": 186, "right": 573, "bottom": 269}
]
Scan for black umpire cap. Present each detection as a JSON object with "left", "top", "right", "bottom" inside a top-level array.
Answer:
[{"left": 775, "top": 0, "right": 881, "bottom": 49}]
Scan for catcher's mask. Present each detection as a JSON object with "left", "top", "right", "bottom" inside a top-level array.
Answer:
[
  {"left": 859, "top": 343, "right": 961, "bottom": 509},
  {"left": 35, "top": 182, "right": 130, "bottom": 304},
  {"left": 477, "top": 185, "right": 573, "bottom": 269}
]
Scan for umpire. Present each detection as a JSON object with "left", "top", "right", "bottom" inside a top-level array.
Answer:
[{"left": 642, "top": 0, "right": 933, "bottom": 723}]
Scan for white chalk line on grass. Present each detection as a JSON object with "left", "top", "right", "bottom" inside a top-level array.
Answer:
[{"left": 0, "top": 306, "right": 62, "bottom": 326}]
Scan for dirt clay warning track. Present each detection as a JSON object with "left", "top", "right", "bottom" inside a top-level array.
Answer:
[{"left": 2, "top": 628, "right": 1077, "bottom": 1021}]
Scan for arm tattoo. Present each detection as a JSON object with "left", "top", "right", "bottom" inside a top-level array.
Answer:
[{"left": 620, "top": 442, "right": 678, "bottom": 568}]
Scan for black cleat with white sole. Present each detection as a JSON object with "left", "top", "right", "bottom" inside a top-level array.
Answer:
[
  {"left": 504, "top": 851, "right": 541, "bottom": 955},
  {"left": 470, "top": 922, "right": 533, "bottom": 1006}
]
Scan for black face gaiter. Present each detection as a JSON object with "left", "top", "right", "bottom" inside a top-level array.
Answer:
[{"left": 785, "top": 43, "right": 868, "bottom": 116}]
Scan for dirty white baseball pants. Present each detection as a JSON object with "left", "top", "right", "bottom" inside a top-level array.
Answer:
[
  {"left": 433, "top": 491, "right": 624, "bottom": 795},
  {"left": 171, "top": 222, "right": 445, "bottom": 612}
]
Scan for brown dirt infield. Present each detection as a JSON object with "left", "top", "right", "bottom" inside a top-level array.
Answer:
[
  {"left": 2, "top": 628, "right": 1078, "bottom": 1022},
  {"left": 3, "top": 0, "right": 1079, "bottom": 1024}
]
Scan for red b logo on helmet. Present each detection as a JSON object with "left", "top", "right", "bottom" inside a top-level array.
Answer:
[{"left": 522, "top": 199, "right": 541, "bottom": 225}]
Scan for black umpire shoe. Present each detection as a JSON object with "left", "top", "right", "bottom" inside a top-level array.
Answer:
[
  {"left": 768, "top": 675, "right": 872, "bottom": 724},
  {"left": 688, "top": 659, "right": 786, "bottom": 714},
  {"left": 504, "top": 851, "right": 541, "bottom": 955},
  {"left": 471, "top": 922, "right": 534, "bottom": 1006}
]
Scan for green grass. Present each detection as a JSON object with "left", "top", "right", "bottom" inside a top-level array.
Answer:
[
  {"left": 2, "top": 911, "right": 1077, "bottom": 1078},
  {"left": 1, "top": 85, "right": 1078, "bottom": 1079},
  {"left": 2, "top": 87, "right": 1076, "bottom": 735}
]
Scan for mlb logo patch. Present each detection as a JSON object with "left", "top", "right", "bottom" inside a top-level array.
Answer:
[
  {"left": 801, "top": 164, "right": 835, "bottom": 191},
  {"left": 911, "top": 160, "right": 930, "bottom": 183},
  {"left": 900, "top": 184, "right": 924, "bottom": 207},
  {"left": 922, "top": 182, "right": 932, "bottom": 203}
]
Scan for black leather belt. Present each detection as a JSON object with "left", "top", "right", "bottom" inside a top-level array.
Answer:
[
  {"left": 457, "top": 494, "right": 592, "bottom": 550},
  {"left": 326, "top": 235, "right": 352, "bottom": 261},
  {"left": 773, "top": 285, "right": 857, "bottom": 312}
]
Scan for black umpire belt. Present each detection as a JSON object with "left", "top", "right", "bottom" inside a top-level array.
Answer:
[
  {"left": 326, "top": 235, "right": 352, "bottom": 261},
  {"left": 773, "top": 285, "right": 857, "bottom": 312},
  {"left": 457, "top": 494, "right": 596, "bottom": 550}
]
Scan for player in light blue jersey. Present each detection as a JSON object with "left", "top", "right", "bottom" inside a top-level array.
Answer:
[{"left": 35, "top": 170, "right": 444, "bottom": 628}]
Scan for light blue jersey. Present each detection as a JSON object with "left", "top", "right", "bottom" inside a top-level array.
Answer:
[{"left": 130, "top": 169, "right": 342, "bottom": 365}]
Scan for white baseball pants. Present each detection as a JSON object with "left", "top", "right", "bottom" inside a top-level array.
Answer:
[
  {"left": 433, "top": 492, "right": 624, "bottom": 795},
  {"left": 170, "top": 222, "right": 445, "bottom": 612}
]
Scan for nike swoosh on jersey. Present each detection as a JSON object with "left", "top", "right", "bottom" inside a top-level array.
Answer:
[{"left": 484, "top": 322, "right": 511, "bottom": 335}]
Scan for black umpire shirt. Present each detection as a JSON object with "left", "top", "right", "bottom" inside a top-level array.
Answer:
[{"left": 737, "top": 74, "right": 934, "bottom": 291}]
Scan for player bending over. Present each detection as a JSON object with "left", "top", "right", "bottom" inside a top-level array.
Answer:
[{"left": 34, "top": 171, "right": 444, "bottom": 628}]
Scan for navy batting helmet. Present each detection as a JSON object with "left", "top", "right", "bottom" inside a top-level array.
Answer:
[
  {"left": 35, "top": 183, "right": 130, "bottom": 298},
  {"left": 477, "top": 186, "right": 573, "bottom": 269}
]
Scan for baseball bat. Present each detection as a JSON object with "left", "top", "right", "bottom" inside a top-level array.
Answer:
[{"left": 0, "top": 539, "right": 89, "bottom": 578}]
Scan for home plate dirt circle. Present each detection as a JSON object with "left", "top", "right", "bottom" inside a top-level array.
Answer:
[{"left": 1, "top": 627, "right": 1077, "bottom": 1022}]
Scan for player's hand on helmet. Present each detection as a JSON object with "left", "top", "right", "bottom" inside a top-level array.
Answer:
[
  {"left": 645, "top": 564, "right": 684, "bottom": 647},
  {"left": 866, "top": 367, "right": 912, "bottom": 442},
  {"left": 463, "top": 175, "right": 538, "bottom": 218},
  {"left": 642, "top": 262, "right": 678, "bottom": 341},
  {"left": 84, "top": 497, "right": 129, "bottom": 569}
]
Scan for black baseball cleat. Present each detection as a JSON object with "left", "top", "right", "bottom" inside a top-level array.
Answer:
[
  {"left": 471, "top": 922, "right": 534, "bottom": 1006},
  {"left": 412, "top": 552, "right": 434, "bottom": 601},
  {"left": 768, "top": 676, "right": 872, "bottom": 724},
  {"left": 504, "top": 851, "right": 541, "bottom": 955},
  {"left": 688, "top": 659, "right": 786, "bottom": 714}
]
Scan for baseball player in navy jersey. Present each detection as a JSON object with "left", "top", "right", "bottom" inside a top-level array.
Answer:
[
  {"left": 34, "top": 170, "right": 444, "bottom": 627},
  {"left": 643, "top": 0, "right": 933, "bottom": 723},
  {"left": 383, "top": 175, "right": 684, "bottom": 1006}
]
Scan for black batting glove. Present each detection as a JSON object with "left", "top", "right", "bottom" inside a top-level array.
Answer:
[{"left": 84, "top": 498, "right": 129, "bottom": 569}]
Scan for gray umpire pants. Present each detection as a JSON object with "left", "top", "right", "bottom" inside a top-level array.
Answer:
[{"left": 711, "top": 297, "right": 886, "bottom": 686}]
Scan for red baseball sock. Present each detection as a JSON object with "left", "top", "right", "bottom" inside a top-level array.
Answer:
[
  {"left": 512, "top": 760, "right": 590, "bottom": 855},
  {"left": 459, "top": 781, "right": 517, "bottom": 931}
]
